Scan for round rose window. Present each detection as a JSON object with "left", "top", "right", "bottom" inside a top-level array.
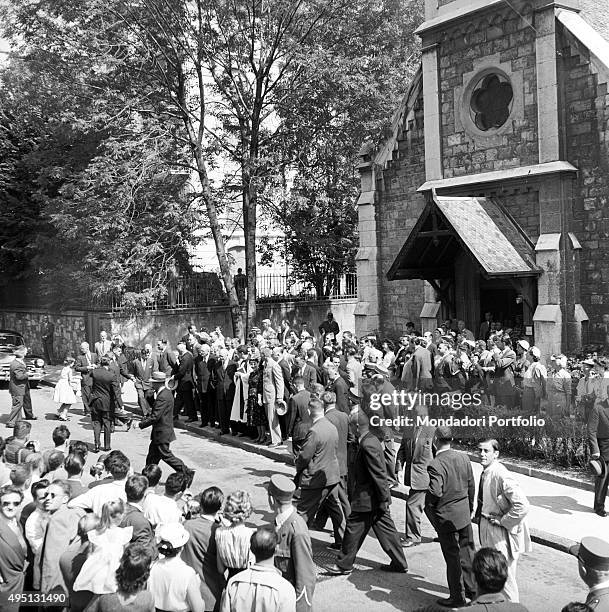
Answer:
[{"left": 469, "top": 73, "right": 514, "bottom": 131}]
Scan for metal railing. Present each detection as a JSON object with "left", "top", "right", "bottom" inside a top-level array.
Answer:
[{"left": 256, "top": 273, "right": 357, "bottom": 302}]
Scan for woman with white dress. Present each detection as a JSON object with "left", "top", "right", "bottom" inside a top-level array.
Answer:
[{"left": 53, "top": 357, "right": 77, "bottom": 421}]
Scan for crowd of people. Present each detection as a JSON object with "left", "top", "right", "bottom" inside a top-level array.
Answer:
[{"left": 2, "top": 311, "right": 609, "bottom": 611}]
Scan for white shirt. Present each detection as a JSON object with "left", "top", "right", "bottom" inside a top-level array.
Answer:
[
  {"left": 68, "top": 479, "right": 127, "bottom": 517},
  {"left": 143, "top": 493, "right": 182, "bottom": 527},
  {"left": 25, "top": 508, "right": 49, "bottom": 553},
  {"left": 149, "top": 556, "right": 200, "bottom": 612}
]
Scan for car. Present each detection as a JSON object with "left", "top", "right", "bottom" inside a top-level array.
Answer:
[{"left": 0, "top": 329, "right": 46, "bottom": 388}]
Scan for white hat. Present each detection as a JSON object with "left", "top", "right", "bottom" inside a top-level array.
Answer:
[
  {"left": 156, "top": 523, "right": 189, "bottom": 548},
  {"left": 530, "top": 346, "right": 541, "bottom": 359},
  {"left": 517, "top": 340, "right": 530, "bottom": 351}
]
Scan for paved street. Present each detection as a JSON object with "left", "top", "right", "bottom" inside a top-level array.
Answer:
[{"left": 0, "top": 385, "right": 589, "bottom": 611}]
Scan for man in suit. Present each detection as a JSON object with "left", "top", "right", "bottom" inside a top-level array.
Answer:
[
  {"left": 156, "top": 339, "right": 177, "bottom": 376},
  {"left": 90, "top": 356, "right": 123, "bottom": 452},
  {"left": 74, "top": 342, "right": 98, "bottom": 416},
  {"left": 589, "top": 386, "right": 609, "bottom": 516},
  {"left": 181, "top": 324, "right": 202, "bottom": 353},
  {"left": 318, "top": 312, "right": 339, "bottom": 344},
  {"left": 273, "top": 346, "right": 293, "bottom": 439},
  {"left": 370, "top": 373, "right": 399, "bottom": 488},
  {"left": 94, "top": 330, "right": 112, "bottom": 360},
  {"left": 268, "top": 474, "right": 315, "bottom": 612},
  {"left": 288, "top": 376, "right": 312, "bottom": 457},
  {"left": 292, "top": 354, "right": 317, "bottom": 392},
  {"left": 262, "top": 347, "right": 285, "bottom": 448},
  {"left": 41, "top": 315, "right": 55, "bottom": 366},
  {"left": 214, "top": 348, "right": 234, "bottom": 435},
  {"left": 412, "top": 337, "right": 434, "bottom": 391},
  {"left": 328, "top": 402, "right": 407, "bottom": 575},
  {"left": 395, "top": 411, "right": 435, "bottom": 547},
  {"left": 194, "top": 342, "right": 214, "bottom": 427},
  {"left": 131, "top": 344, "right": 158, "bottom": 416},
  {"left": 182, "top": 486, "right": 227, "bottom": 611},
  {"left": 573, "top": 536, "right": 609, "bottom": 612},
  {"left": 108, "top": 345, "right": 132, "bottom": 431},
  {"left": 64, "top": 454, "right": 88, "bottom": 499},
  {"left": 174, "top": 341, "right": 196, "bottom": 421},
  {"left": 493, "top": 335, "right": 517, "bottom": 409},
  {"left": 345, "top": 347, "right": 362, "bottom": 398},
  {"left": 139, "top": 372, "right": 194, "bottom": 485},
  {"left": 315, "top": 391, "right": 350, "bottom": 538},
  {"left": 7, "top": 346, "right": 35, "bottom": 427},
  {"left": 40, "top": 480, "right": 85, "bottom": 596},
  {"left": 326, "top": 364, "right": 350, "bottom": 414},
  {"left": 120, "top": 474, "right": 155, "bottom": 553},
  {"left": 425, "top": 426, "right": 476, "bottom": 608},
  {"left": 475, "top": 439, "right": 531, "bottom": 603},
  {"left": 294, "top": 397, "right": 344, "bottom": 548}
]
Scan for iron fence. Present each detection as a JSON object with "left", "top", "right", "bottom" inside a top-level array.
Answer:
[{"left": 256, "top": 273, "right": 357, "bottom": 302}]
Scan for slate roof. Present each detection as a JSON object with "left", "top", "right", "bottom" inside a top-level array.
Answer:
[{"left": 580, "top": 0, "right": 609, "bottom": 43}]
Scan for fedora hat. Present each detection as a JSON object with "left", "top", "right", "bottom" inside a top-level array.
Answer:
[
  {"left": 166, "top": 376, "right": 178, "bottom": 391},
  {"left": 147, "top": 371, "right": 168, "bottom": 384},
  {"left": 275, "top": 399, "right": 287, "bottom": 416},
  {"left": 589, "top": 457, "right": 606, "bottom": 478}
]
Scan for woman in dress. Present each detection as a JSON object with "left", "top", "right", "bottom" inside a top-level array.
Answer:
[
  {"left": 381, "top": 339, "right": 396, "bottom": 372},
  {"left": 73, "top": 499, "right": 133, "bottom": 595},
  {"left": 149, "top": 523, "right": 204, "bottom": 612},
  {"left": 0, "top": 485, "right": 28, "bottom": 612},
  {"left": 53, "top": 356, "right": 77, "bottom": 421},
  {"left": 546, "top": 354, "right": 572, "bottom": 417},
  {"left": 247, "top": 355, "right": 266, "bottom": 443},
  {"left": 84, "top": 543, "right": 155, "bottom": 612},
  {"left": 214, "top": 490, "right": 254, "bottom": 579}
]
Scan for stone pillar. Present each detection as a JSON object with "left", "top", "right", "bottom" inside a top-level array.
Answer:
[
  {"left": 355, "top": 150, "right": 381, "bottom": 337},
  {"left": 422, "top": 44, "right": 442, "bottom": 181}
]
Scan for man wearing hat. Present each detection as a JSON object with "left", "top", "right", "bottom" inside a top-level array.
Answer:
[
  {"left": 577, "top": 359, "right": 597, "bottom": 422},
  {"left": 139, "top": 372, "right": 195, "bottom": 486},
  {"left": 572, "top": 536, "right": 609, "bottom": 610},
  {"left": 7, "top": 346, "right": 35, "bottom": 427},
  {"left": 588, "top": 376, "right": 609, "bottom": 516},
  {"left": 268, "top": 474, "right": 315, "bottom": 612}
]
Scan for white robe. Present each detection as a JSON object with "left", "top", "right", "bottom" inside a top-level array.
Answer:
[{"left": 230, "top": 363, "right": 251, "bottom": 423}]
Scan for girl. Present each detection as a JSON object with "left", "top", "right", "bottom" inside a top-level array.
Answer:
[
  {"left": 73, "top": 499, "right": 133, "bottom": 595},
  {"left": 53, "top": 356, "right": 77, "bottom": 421}
]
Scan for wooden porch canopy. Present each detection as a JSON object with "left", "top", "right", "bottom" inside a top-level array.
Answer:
[{"left": 387, "top": 194, "right": 541, "bottom": 281}]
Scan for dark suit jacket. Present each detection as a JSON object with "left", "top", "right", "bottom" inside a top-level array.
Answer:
[
  {"left": 425, "top": 449, "right": 475, "bottom": 533},
  {"left": 175, "top": 351, "right": 194, "bottom": 388},
  {"left": 120, "top": 503, "right": 155, "bottom": 552},
  {"left": 139, "top": 387, "right": 176, "bottom": 444},
  {"left": 412, "top": 346, "right": 433, "bottom": 390},
  {"left": 278, "top": 359, "right": 293, "bottom": 401},
  {"left": 324, "top": 408, "right": 349, "bottom": 477},
  {"left": 288, "top": 390, "right": 312, "bottom": 442},
  {"left": 194, "top": 355, "right": 213, "bottom": 393},
  {"left": 589, "top": 404, "right": 609, "bottom": 458},
  {"left": 0, "top": 515, "right": 27, "bottom": 607},
  {"left": 328, "top": 376, "right": 350, "bottom": 414},
  {"left": 182, "top": 517, "right": 226, "bottom": 612},
  {"left": 9, "top": 359, "right": 29, "bottom": 397},
  {"left": 90, "top": 367, "right": 122, "bottom": 413},
  {"left": 291, "top": 364, "right": 317, "bottom": 392},
  {"left": 396, "top": 425, "right": 436, "bottom": 489},
  {"left": 295, "top": 417, "right": 340, "bottom": 489},
  {"left": 351, "top": 432, "right": 391, "bottom": 513},
  {"left": 132, "top": 357, "right": 159, "bottom": 391},
  {"left": 74, "top": 353, "right": 99, "bottom": 388},
  {"left": 157, "top": 349, "right": 177, "bottom": 376}
]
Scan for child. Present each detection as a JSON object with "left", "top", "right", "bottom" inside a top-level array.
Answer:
[
  {"left": 53, "top": 356, "right": 77, "bottom": 421},
  {"left": 73, "top": 499, "right": 133, "bottom": 594}
]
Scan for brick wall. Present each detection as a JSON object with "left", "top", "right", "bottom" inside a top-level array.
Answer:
[
  {"left": 439, "top": 8, "right": 539, "bottom": 178},
  {"left": 560, "top": 26, "right": 609, "bottom": 341}
]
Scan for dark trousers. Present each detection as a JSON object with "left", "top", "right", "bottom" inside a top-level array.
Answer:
[
  {"left": 217, "top": 393, "right": 231, "bottom": 434},
  {"left": 296, "top": 484, "right": 345, "bottom": 543},
  {"left": 199, "top": 389, "right": 217, "bottom": 425},
  {"left": 81, "top": 383, "right": 92, "bottom": 414},
  {"left": 137, "top": 387, "right": 154, "bottom": 416},
  {"left": 91, "top": 409, "right": 112, "bottom": 448},
  {"left": 43, "top": 339, "right": 54, "bottom": 365},
  {"left": 405, "top": 488, "right": 426, "bottom": 543},
  {"left": 436, "top": 524, "right": 476, "bottom": 601},
  {"left": 8, "top": 389, "right": 34, "bottom": 425},
  {"left": 594, "top": 444, "right": 609, "bottom": 510},
  {"left": 175, "top": 382, "right": 195, "bottom": 419},
  {"left": 145, "top": 441, "right": 188, "bottom": 473},
  {"left": 384, "top": 437, "right": 398, "bottom": 486},
  {"left": 315, "top": 476, "right": 350, "bottom": 530},
  {"left": 337, "top": 508, "right": 407, "bottom": 571}
]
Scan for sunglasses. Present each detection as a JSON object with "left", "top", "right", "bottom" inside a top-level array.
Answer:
[{"left": 2, "top": 501, "right": 20, "bottom": 508}]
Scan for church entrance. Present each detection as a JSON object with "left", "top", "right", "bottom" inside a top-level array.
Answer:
[{"left": 479, "top": 278, "right": 524, "bottom": 336}]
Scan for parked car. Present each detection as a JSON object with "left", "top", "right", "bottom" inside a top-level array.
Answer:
[{"left": 0, "top": 330, "right": 46, "bottom": 388}]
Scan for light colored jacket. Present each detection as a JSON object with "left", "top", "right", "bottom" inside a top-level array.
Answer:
[{"left": 263, "top": 357, "right": 284, "bottom": 406}]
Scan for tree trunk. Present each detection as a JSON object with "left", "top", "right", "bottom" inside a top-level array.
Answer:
[{"left": 243, "top": 166, "right": 257, "bottom": 334}]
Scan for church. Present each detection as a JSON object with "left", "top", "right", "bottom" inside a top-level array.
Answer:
[{"left": 355, "top": 0, "right": 609, "bottom": 357}]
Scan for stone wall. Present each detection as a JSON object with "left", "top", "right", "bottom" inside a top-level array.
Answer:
[
  {"left": 0, "top": 309, "right": 88, "bottom": 362},
  {"left": 560, "top": 25, "right": 609, "bottom": 342}
]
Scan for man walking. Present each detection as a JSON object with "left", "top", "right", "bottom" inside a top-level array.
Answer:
[
  {"left": 74, "top": 342, "right": 98, "bottom": 416},
  {"left": 139, "top": 372, "right": 195, "bottom": 485},
  {"left": 8, "top": 346, "right": 35, "bottom": 427},
  {"left": 132, "top": 345, "right": 158, "bottom": 417},
  {"left": 326, "top": 364, "right": 350, "bottom": 414},
  {"left": 89, "top": 356, "right": 122, "bottom": 452},
  {"left": 268, "top": 474, "right": 316, "bottom": 612},
  {"left": 425, "top": 426, "right": 476, "bottom": 608},
  {"left": 475, "top": 438, "right": 532, "bottom": 602},
  {"left": 328, "top": 405, "right": 407, "bottom": 575},
  {"left": 288, "top": 376, "right": 312, "bottom": 457},
  {"left": 588, "top": 387, "right": 609, "bottom": 517},
  {"left": 262, "top": 347, "right": 285, "bottom": 448}
]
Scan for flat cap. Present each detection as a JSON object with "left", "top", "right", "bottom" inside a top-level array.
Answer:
[
  {"left": 268, "top": 474, "right": 295, "bottom": 502},
  {"left": 571, "top": 536, "right": 609, "bottom": 571}
]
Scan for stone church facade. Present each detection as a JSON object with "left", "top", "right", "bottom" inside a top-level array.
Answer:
[{"left": 355, "top": 0, "right": 609, "bottom": 357}]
